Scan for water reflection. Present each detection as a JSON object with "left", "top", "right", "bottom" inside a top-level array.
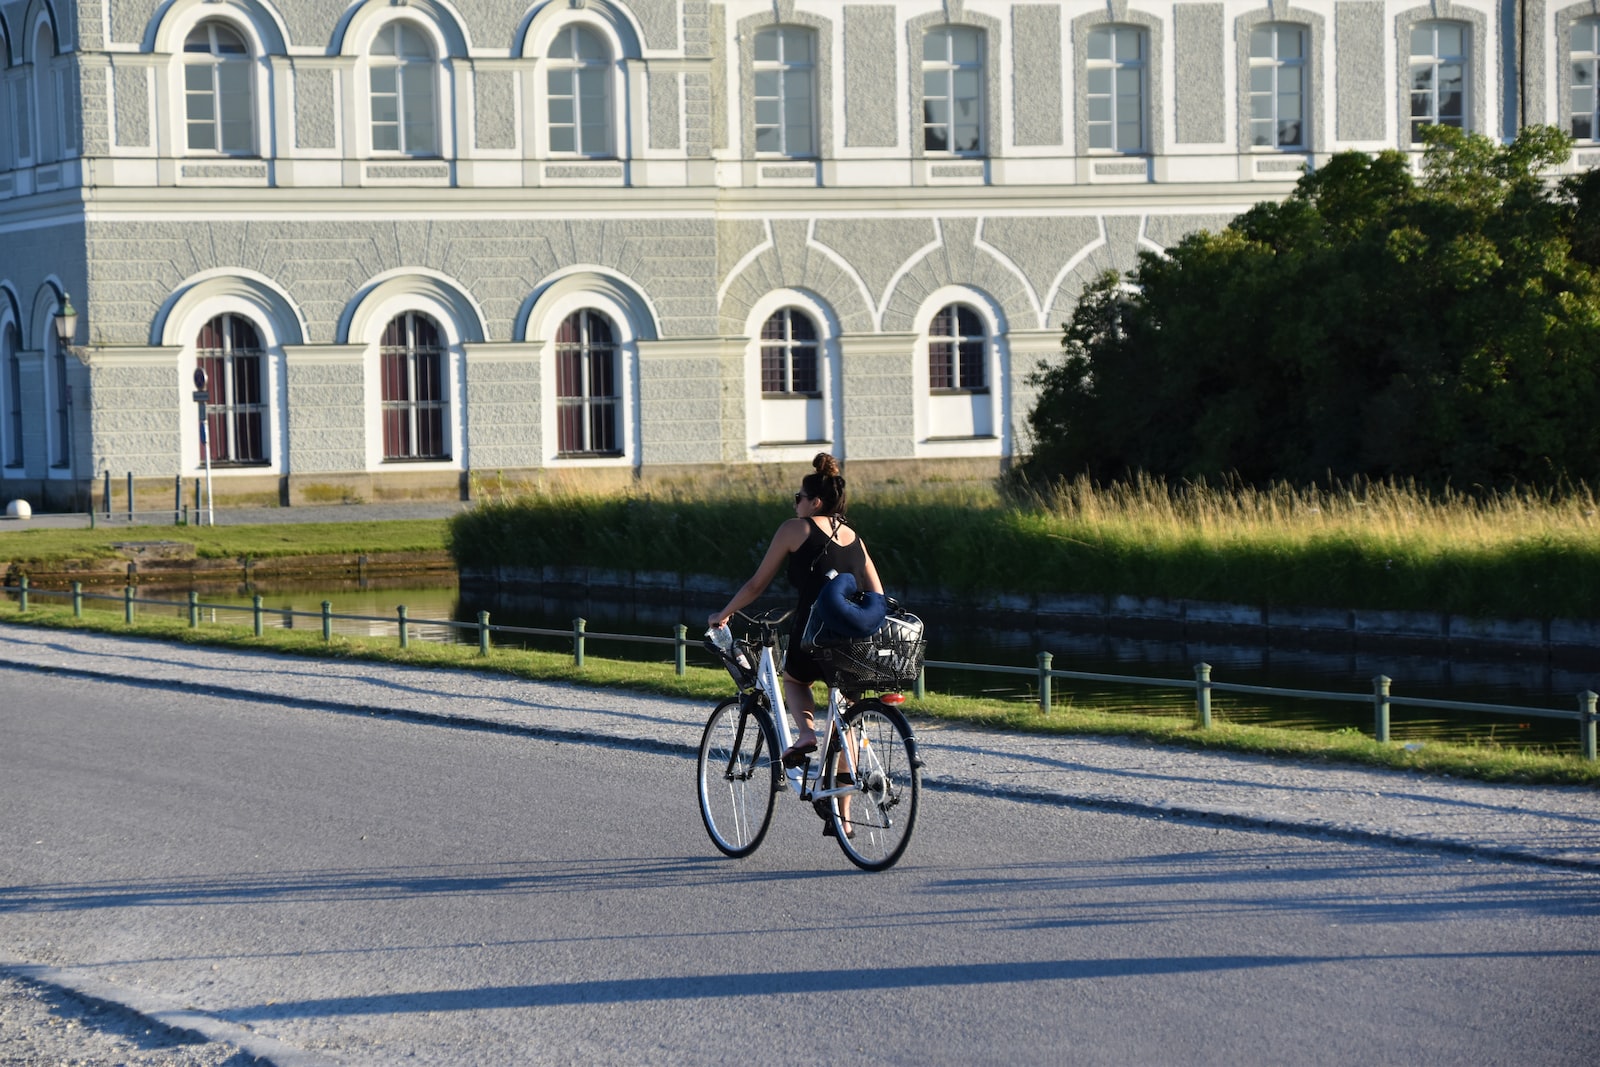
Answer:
[{"left": 147, "top": 577, "right": 1598, "bottom": 753}]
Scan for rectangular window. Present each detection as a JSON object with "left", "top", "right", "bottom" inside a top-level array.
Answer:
[
  {"left": 1573, "top": 21, "right": 1600, "bottom": 141},
  {"left": 923, "top": 26, "right": 983, "bottom": 154},
  {"left": 1249, "top": 25, "right": 1306, "bottom": 149},
  {"left": 1087, "top": 27, "right": 1145, "bottom": 152},
  {"left": 1410, "top": 22, "right": 1467, "bottom": 143}
]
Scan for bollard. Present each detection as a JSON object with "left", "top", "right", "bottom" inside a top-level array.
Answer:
[
  {"left": 1195, "top": 662, "right": 1213, "bottom": 729},
  {"left": 72, "top": 581, "right": 82, "bottom": 618},
  {"left": 174, "top": 474, "right": 182, "bottom": 525},
  {"left": 188, "top": 590, "right": 199, "bottom": 628},
  {"left": 1374, "top": 675, "right": 1392, "bottom": 743},
  {"left": 126, "top": 472, "right": 134, "bottom": 522},
  {"left": 675, "top": 624, "right": 687, "bottom": 676},
  {"left": 321, "top": 601, "right": 332, "bottom": 642},
  {"left": 253, "top": 595, "right": 263, "bottom": 638},
  {"left": 18, "top": 575, "right": 27, "bottom": 612},
  {"left": 914, "top": 666, "right": 926, "bottom": 701},
  {"left": 124, "top": 585, "right": 134, "bottom": 624},
  {"left": 1037, "top": 651, "right": 1053, "bottom": 714},
  {"left": 1581, "top": 690, "right": 1598, "bottom": 762},
  {"left": 103, "top": 470, "right": 111, "bottom": 517},
  {"left": 573, "top": 617, "right": 586, "bottom": 667},
  {"left": 89, "top": 504, "right": 95, "bottom": 529},
  {"left": 398, "top": 605, "right": 409, "bottom": 649},
  {"left": 478, "top": 610, "right": 491, "bottom": 656}
]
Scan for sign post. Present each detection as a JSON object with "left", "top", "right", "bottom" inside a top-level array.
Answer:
[{"left": 192, "top": 368, "right": 214, "bottom": 527}]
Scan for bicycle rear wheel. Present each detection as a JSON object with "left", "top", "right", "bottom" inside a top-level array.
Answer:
[
  {"left": 697, "top": 696, "right": 781, "bottom": 857},
  {"left": 822, "top": 700, "right": 922, "bottom": 871}
]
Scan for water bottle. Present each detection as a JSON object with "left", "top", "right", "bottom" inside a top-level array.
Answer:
[{"left": 707, "top": 624, "right": 734, "bottom": 655}]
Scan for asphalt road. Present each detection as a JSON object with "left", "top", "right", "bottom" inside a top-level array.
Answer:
[{"left": 3, "top": 669, "right": 1597, "bottom": 1065}]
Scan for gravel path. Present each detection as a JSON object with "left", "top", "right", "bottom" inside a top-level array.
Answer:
[{"left": 3, "top": 623, "right": 1596, "bottom": 1065}]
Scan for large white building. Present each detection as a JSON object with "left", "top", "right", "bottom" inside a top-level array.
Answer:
[{"left": 0, "top": 0, "right": 1587, "bottom": 509}]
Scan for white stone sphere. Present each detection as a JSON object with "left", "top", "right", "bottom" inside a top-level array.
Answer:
[{"left": 5, "top": 499, "right": 31, "bottom": 520}]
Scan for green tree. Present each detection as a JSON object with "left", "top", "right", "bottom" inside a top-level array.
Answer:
[{"left": 1021, "top": 126, "right": 1600, "bottom": 490}]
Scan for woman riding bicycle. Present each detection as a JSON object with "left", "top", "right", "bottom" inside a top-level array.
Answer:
[{"left": 707, "top": 453, "right": 884, "bottom": 770}]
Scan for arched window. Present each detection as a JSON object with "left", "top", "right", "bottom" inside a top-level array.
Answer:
[
  {"left": 547, "top": 25, "right": 611, "bottom": 156},
  {"left": 1409, "top": 21, "right": 1467, "bottom": 142},
  {"left": 760, "top": 308, "right": 819, "bottom": 396},
  {"left": 1087, "top": 25, "right": 1146, "bottom": 153},
  {"left": 1248, "top": 24, "right": 1306, "bottom": 149},
  {"left": 3, "top": 324, "right": 20, "bottom": 467},
  {"left": 928, "top": 304, "right": 986, "bottom": 392},
  {"left": 922, "top": 26, "right": 982, "bottom": 153},
  {"left": 753, "top": 27, "right": 815, "bottom": 157},
  {"left": 380, "top": 311, "right": 447, "bottom": 460},
  {"left": 7, "top": 38, "right": 31, "bottom": 166},
  {"left": 32, "top": 23, "right": 57, "bottom": 163},
  {"left": 555, "top": 309, "right": 619, "bottom": 455},
  {"left": 1573, "top": 19, "right": 1600, "bottom": 141},
  {"left": 196, "top": 313, "right": 267, "bottom": 464},
  {"left": 50, "top": 332, "right": 69, "bottom": 468},
  {"left": 184, "top": 21, "right": 254, "bottom": 154},
  {"left": 370, "top": 21, "right": 437, "bottom": 156}
]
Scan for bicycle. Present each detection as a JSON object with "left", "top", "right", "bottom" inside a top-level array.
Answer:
[{"left": 697, "top": 606, "right": 923, "bottom": 871}]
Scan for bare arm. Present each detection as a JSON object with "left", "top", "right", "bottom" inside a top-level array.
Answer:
[
  {"left": 861, "top": 543, "right": 884, "bottom": 595},
  {"left": 708, "top": 519, "right": 811, "bottom": 629}
]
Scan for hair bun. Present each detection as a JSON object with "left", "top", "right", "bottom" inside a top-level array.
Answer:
[{"left": 813, "top": 452, "right": 841, "bottom": 479}]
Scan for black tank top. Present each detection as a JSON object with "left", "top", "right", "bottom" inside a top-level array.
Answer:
[{"left": 787, "top": 518, "right": 868, "bottom": 614}]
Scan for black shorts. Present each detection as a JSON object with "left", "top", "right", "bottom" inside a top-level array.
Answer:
[{"left": 782, "top": 612, "right": 825, "bottom": 684}]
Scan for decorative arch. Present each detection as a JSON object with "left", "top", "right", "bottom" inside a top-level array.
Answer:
[
  {"left": 334, "top": 0, "right": 470, "bottom": 58},
  {"left": 517, "top": 0, "right": 642, "bottom": 59},
  {"left": 154, "top": 270, "right": 308, "bottom": 348},
  {"left": 910, "top": 283, "right": 1010, "bottom": 458},
  {"left": 28, "top": 278, "right": 66, "bottom": 351},
  {"left": 519, "top": 267, "right": 659, "bottom": 343},
  {"left": 147, "top": 0, "right": 289, "bottom": 56},
  {"left": 20, "top": 0, "right": 60, "bottom": 59},
  {"left": 342, "top": 270, "right": 486, "bottom": 345},
  {"left": 740, "top": 287, "right": 844, "bottom": 459}
]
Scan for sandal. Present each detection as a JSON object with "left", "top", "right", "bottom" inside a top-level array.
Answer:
[
  {"left": 822, "top": 821, "right": 855, "bottom": 840},
  {"left": 781, "top": 740, "right": 817, "bottom": 768}
]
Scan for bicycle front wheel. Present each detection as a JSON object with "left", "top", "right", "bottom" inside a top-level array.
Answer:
[
  {"left": 822, "top": 700, "right": 922, "bottom": 871},
  {"left": 697, "top": 696, "right": 781, "bottom": 858}
]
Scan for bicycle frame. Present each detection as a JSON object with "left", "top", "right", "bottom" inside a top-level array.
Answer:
[{"left": 749, "top": 637, "right": 859, "bottom": 804}]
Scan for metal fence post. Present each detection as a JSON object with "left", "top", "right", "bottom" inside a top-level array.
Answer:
[
  {"left": 1037, "top": 651, "right": 1053, "bottom": 714},
  {"left": 72, "top": 581, "right": 82, "bottom": 618},
  {"left": 102, "top": 470, "right": 111, "bottom": 517},
  {"left": 1196, "top": 662, "right": 1213, "bottom": 728},
  {"left": 573, "top": 617, "right": 586, "bottom": 667},
  {"left": 398, "top": 605, "right": 409, "bottom": 649},
  {"left": 188, "top": 590, "right": 199, "bottom": 628},
  {"left": 321, "top": 601, "right": 331, "bottom": 642},
  {"left": 253, "top": 595, "right": 263, "bottom": 638},
  {"left": 478, "top": 610, "right": 491, "bottom": 656},
  {"left": 674, "top": 624, "right": 687, "bottom": 676},
  {"left": 1374, "top": 675, "right": 1392, "bottom": 743},
  {"left": 124, "top": 585, "right": 134, "bottom": 624},
  {"left": 17, "top": 575, "right": 27, "bottom": 612},
  {"left": 126, "top": 472, "right": 133, "bottom": 522},
  {"left": 1580, "top": 690, "right": 1598, "bottom": 762},
  {"left": 174, "top": 474, "right": 182, "bottom": 525},
  {"left": 914, "top": 666, "right": 926, "bottom": 700}
]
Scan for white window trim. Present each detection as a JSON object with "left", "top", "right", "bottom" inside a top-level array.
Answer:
[
  {"left": 349, "top": 15, "right": 452, "bottom": 160},
  {"left": 752, "top": 26, "right": 817, "bottom": 159},
  {"left": 167, "top": 16, "right": 268, "bottom": 159},
  {"left": 1247, "top": 23, "right": 1308, "bottom": 151},
  {"left": 1569, "top": 16, "right": 1600, "bottom": 143},
  {"left": 0, "top": 315, "right": 20, "bottom": 470},
  {"left": 1407, "top": 20, "right": 1470, "bottom": 144},
  {"left": 533, "top": 287, "right": 639, "bottom": 468},
  {"left": 921, "top": 24, "right": 985, "bottom": 157},
  {"left": 175, "top": 294, "right": 287, "bottom": 478},
  {"left": 742, "top": 289, "right": 840, "bottom": 461},
  {"left": 1086, "top": 24, "right": 1147, "bottom": 155},
  {"left": 359, "top": 291, "right": 465, "bottom": 472},
  {"left": 911, "top": 286, "right": 1006, "bottom": 459},
  {"left": 365, "top": 20, "right": 442, "bottom": 158},
  {"left": 526, "top": 16, "right": 626, "bottom": 162}
]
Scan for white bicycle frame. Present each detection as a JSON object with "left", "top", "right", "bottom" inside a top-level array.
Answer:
[{"left": 749, "top": 635, "right": 860, "bottom": 804}]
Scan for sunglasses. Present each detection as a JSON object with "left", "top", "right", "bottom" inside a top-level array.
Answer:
[{"left": 794, "top": 492, "right": 810, "bottom": 504}]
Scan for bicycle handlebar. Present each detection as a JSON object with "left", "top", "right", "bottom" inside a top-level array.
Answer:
[{"left": 733, "top": 606, "right": 794, "bottom": 627}]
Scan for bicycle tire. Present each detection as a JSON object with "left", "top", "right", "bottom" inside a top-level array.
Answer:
[
  {"left": 822, "top": 700, "right": 922, "bottom": 871},
  {"left": 697, "top": 696, "right": 781, "bottom": 858}
]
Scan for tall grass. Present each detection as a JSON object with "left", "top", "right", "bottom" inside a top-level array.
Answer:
[{"left": 449, "top": 473, "right": 1600, "bottom": 620}]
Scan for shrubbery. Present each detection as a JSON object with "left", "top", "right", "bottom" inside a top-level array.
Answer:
[{"left": 1021, "top": 126, "right": 1600, "bottom": 492}]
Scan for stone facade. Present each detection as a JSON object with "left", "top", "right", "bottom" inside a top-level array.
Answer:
[{"left": 0, "top": 0, "right": 1578, "bottom": 509}]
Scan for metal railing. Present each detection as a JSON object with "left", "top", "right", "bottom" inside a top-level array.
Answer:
[{"left": 6, "top": 575, "right": 1597, "bottom": 760}]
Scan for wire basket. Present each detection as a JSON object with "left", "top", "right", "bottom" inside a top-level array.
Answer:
[{"left": 811, "top": 609, "right": 926, "bottom": 691}]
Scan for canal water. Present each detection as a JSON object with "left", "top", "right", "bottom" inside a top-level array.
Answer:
[{"left": 134, "top": 576, "right": 1600, "bottom": 754}]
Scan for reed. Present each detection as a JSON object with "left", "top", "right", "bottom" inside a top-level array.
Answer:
[{"left": 449, "top": 474, "right": 1600, "bottom": 620}]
